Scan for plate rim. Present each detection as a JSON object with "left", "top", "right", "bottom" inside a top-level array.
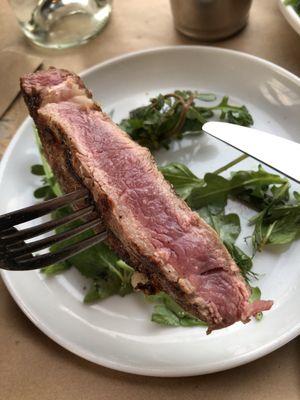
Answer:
[
  {"left": 79, "top": 45, "right": 300, "bottom": 84},
  {"left": 1, "top": 45, "right": 300, "bottom": 377}
]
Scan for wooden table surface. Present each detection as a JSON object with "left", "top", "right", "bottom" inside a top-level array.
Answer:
[{"left": 0, "top": 0, "right": 299, "bottom": 399}]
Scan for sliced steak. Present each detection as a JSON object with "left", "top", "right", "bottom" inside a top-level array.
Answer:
[{"left": 20, "top": 67, "right": 273, "bottom": 331}]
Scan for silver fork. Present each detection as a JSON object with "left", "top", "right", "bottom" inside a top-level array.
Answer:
[{"left": 0, "top": 189, "right": 107, "bottom": 271}]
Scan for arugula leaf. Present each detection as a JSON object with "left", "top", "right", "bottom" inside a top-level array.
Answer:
[
  {"left": 225, "top": 241, "right": 254, "bottom": 282},
  {"left": 160, "top": 162, "right": 204, "bottom": 200},
  {"left": 34, "top": 186, "right": 53, "bottom": 199},
  {"left": 31, "top": 164, "right": 46, "bottom": 176},
  {"left": 209, "top": 96, "right": 253, "bottom": 126},
  {"left": 264, "top": 216, "right": 300, "bottom": 245},
  {"left": 120, "top": 91, "right": 253, "bottom": 151},
  {"left": 267, "top": 203, "right": 300, "bottom": 220},
  {"left": 249, "top": 286, "right": 263, "bottom": 321},
  {"left": 198, "top": 208, "right": 240, "bottom": 244},
  {"left": 151, "top": 305, "right": 181, "bottom": 326},
  {"left": 31, "top": 161, "right": 58, "bottom": 201},
  {"left": 252, "top": 207, "right": 300, "bottom": 250},
  {"left": 188, "top": 166, "right": 287, "bottom": 211},
  {"left": 217, "top": 214, "right": 241, "bottom": 244},
  {"left": 250, "top": 182, "right": 300, "bottom": 251},
  {"left": 195, "top": 93, "right": 217, "bottom": 102},
  {"left": 147, "top": 292, "right": 206, "bottom": 327},
  {"left": 188, "top": 173, "right": 230, "bottom": 211},
  {"left": 230, "top": 166, "right": 287, "bottom": 209},
  {"left": 198, "top": 206, "right": 254, "bottom": 281},
  {"left": 84, "top": 271, "right": 133, "bottom": 303},
  {"left": 294, "top": 191, "right": 300, "bottom": 203},
  {"left": 41, "top": 262, "right": 71, "bottom": 276},
  {"left": 249, "top": 286, "right": 261, "bottom": 303}
]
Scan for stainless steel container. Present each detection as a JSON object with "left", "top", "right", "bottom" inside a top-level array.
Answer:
[{"left": 170, "top": 0, "right": 253, "bottom": 41}]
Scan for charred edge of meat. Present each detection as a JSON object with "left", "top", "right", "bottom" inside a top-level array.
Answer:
[{"left": 64, "top": 147, "right": 87, "bottom": 187}]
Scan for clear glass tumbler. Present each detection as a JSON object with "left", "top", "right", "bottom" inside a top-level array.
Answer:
[{"left": 9, "top": 0, "right": 112, "bottom": 49}]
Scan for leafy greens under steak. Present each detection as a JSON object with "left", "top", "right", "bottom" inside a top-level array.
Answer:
[{"left": 30, "top": 91, "right": 299, "bottom": 327}]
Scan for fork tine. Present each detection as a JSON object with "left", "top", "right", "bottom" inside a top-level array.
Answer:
[
  {"left": 0, "top": 227, "right": 34, "bottom": 270},
  {"left": 1, "top": 205, "right": 95, "bottom": 243},
  {"left": 7, "top": 218, "right": 103, "bottom": 257},
  {"left": 3, "top": 231, "right": 108, "bottom": 271},
  {"left": 0, "top": 188, "right": 89, "bottom": 230}
]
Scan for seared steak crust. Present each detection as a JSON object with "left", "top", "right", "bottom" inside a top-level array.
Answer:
[{"left": 20, "top": 68, "right": 272, "bottom": 331}]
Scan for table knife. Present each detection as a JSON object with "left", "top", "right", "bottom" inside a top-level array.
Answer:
[{"left": 202, "top": 121, "right": 300, "bottom": 183}]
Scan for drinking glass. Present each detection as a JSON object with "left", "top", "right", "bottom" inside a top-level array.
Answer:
[{"left": 8, "top": 0, "right": 112, "bottom": 49}]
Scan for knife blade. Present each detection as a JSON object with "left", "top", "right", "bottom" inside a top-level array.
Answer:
[{"left": 202, "top": 121, "right": 300, "bottom": 183}]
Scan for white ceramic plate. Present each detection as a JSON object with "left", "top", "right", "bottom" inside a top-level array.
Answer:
[
  {"left": 1, "top": 46, "right": 300, "bottom": 377},
  {"left": 278, "top": 0, "right": 300, "bottom": 36}
]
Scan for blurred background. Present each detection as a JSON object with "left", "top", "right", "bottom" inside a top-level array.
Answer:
[{"left": 1, "top": 0, "right": 299, "bottom": 73}]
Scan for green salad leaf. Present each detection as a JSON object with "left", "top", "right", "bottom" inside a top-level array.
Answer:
[
  {"left": 249, "top": 286, "right": 263, "bottom": 321},
  {"left": 211, "top": 96, "right": 253, "bottom": 126},
  {"left": 187, "top": 165, "right": 287, "bottom": 211},
  {"left": 147, "top": 292, "right": 206, "bottom": 327},
  {"left": 197, "top": 205, "right": 254, "bottom": 281},
  {"left": 294, "top": 191, "right": 300, "bottom": 203},
  {"left": 251, "top": 182, "right": 300, "bottom": 251},
  {"left": 188, "top": 173, "right": 230, "bottom": 211},
  {"left": 198, "top": 208, "right": 241, "bottom": 244},
  {"left": 159, "top": 162, "right": 204, "bottom": 200},
  {"left": 225, "top": 242, "right": 255, "bottom": 281},
  {"left": 41, "top": 262, "right": 71, "bottom": 276},
  {"left": 198, "top": 206, "right": 254, "bottom": 280},
  {"left": 120, "top": 91, "right": 253, "bottom": 151}
]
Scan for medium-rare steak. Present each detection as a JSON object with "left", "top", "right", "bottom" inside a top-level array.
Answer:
[{"left": 20, "top": 67, "right": 273, "bottom": 331}]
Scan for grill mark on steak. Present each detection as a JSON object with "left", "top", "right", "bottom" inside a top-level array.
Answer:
[
  {"left": 64, "top": 147, "right": 84, "bottom": 186},
  {"left": 20, "top": 67, "right": 273, "bottom": 331}
]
